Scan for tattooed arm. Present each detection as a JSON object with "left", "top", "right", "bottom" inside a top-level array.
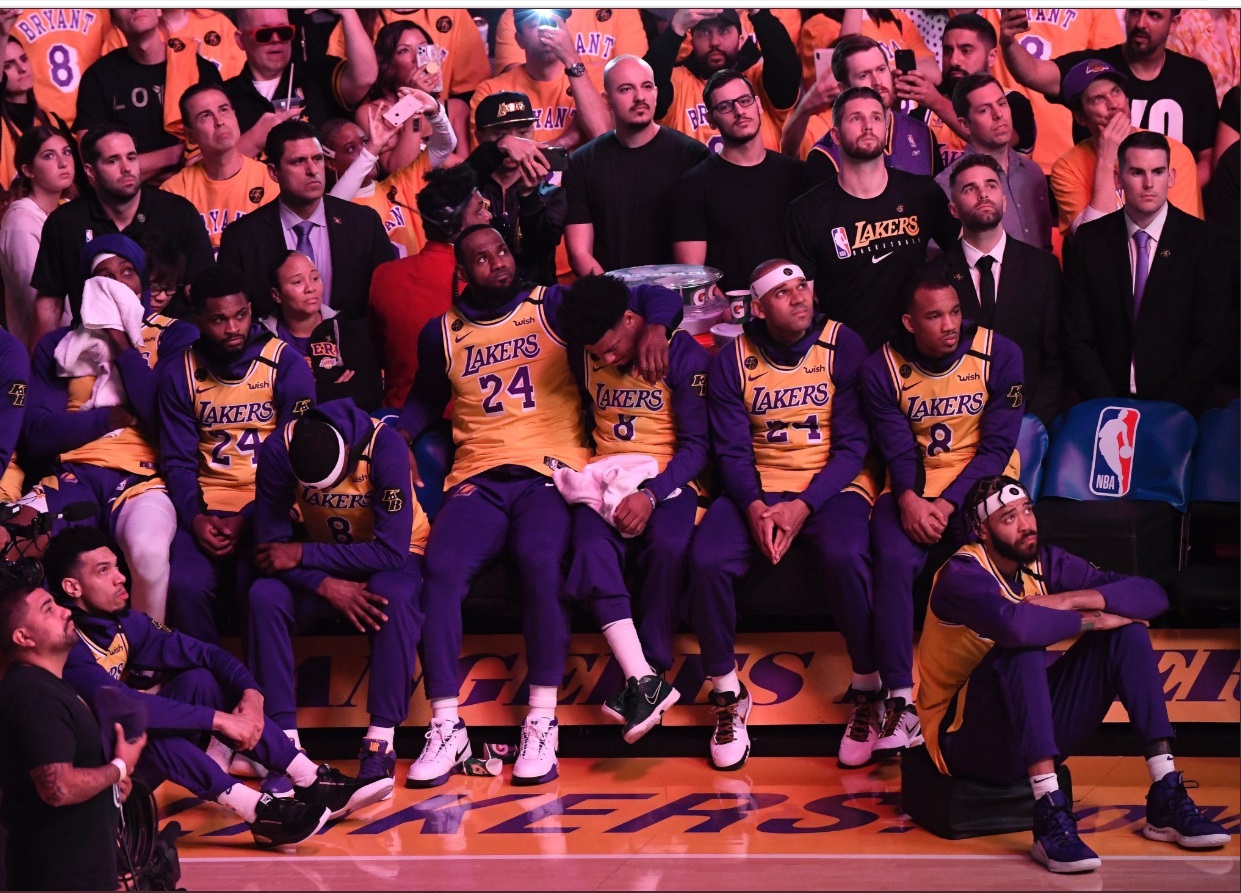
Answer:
[{"left": 29, "top": 724, "right": 146, "bottom": 807}]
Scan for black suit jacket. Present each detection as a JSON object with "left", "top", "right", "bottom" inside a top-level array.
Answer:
[
  {"left": 216, "top": 195, "right": 394, "bottom": 320},
  {"left": 1063, "top": 205, "right": 1230, "bottom": 415},
  {"left": 926, "top": 236, "right": 1065, "bottom": 423}
]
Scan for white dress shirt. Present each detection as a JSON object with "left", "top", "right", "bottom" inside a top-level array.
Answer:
[{"left": 961, "top": 229, "right": 1008, "bottom": 312}]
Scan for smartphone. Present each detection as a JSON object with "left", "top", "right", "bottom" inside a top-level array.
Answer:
[
  {"left": 813, "top": 48, "right": 832, "bottom": 86},
  {"left": 894, "top": 49, "right": 917, "bottom": 75},
  {"left": 382, "top": 92, "right": 424, "bottom": 129},
  {"left": 541, "top": 145, "right": 569, "bottom": 172},
  {"left": 415, "top": 42, "right": 445, "bottom": 93}
]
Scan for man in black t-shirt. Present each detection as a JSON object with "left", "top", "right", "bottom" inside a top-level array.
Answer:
[
  {"left": 0, "top": 577, "right": 146, "bottom": 891},
  {"left": 785, "top": 87, "right": 959, "bottom": 351},
  {"left": 565, "top": 55, "right": 710, "bottom": 275},
  {"left": 1000, "top": 8, "right": 1217, "bottom": 183},
  {"left": 672, "top": 69, "right": 806, "bottom": 292},
  {"left": 74, "top": 8, "right": 222, "bottom": 184}
]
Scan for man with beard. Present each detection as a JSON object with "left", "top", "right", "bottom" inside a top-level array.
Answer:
[
  {"left": 934, "top": 74, "right": 1051, "bottom": 251},
  {"left": 30, "top": 124, "right": 213, "bottom": 343},
  {"left": 689, "top": 260, "right": 878, "bottom": 771},
  {"left": 646, "top": 9, "right": 800, "bottom": 153},
  {"left": 1001, "top": 8, "right": 1217, "bottom": 185},
  {"left": 926, "top": 154, "right": 1064, "bottom": 422},
  {"left": 805, "top": 36, "right": 939, "bottom": 187},
  {"left": 397, "top": 225, "right": 682, "bottom": 788},
  {"left": 898, "top": 14, "right": 1035, "bottom": 172},
  {"left": 671, "top": 70, "right": 807, "bottom": 292},
  {"left": 917, "top": 475, "right": 1228, "bottom": 873},
  {"left": 861, "top": 273, "right": 1023, "bottom": 758},
  {"left": 157, "top": 263, "right": 315, "bottom": 645},
  {"left": 785, "top": 87, "right": 959, "bottom": 352},
  {"left": 564, "top": 55, "right": 709, "bottom": 275}
]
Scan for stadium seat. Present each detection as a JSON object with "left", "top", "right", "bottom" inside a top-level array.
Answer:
[
  {"left": 410, "top": 427, "right": 455, "bottom": 521},
  {"left": 1035, "top": 399, "right": 1197, "bottom": 585},
  {"left": 1015, "top": 413, "right": 1049, "bottom": 499}
]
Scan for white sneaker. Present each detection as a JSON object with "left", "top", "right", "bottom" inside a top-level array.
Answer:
[
  {"left": 405, "top": 719, "right": 471, "bottom": 788},
  {"left": 838, "top": 688, "right": 886, "bottom": 768},
  {"left": 512, "top": 716, "right": 559, "bottom": 786},
  {"left": 707, "top": 685, "right": 752, "bottom": 771},
  {"left": 875, "top": 696, "right": 923, "bottom": 754}
]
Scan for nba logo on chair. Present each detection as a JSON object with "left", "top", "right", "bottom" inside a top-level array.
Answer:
[{"left": 1090, "top": 406, "right": 1141, "bottom": 497}]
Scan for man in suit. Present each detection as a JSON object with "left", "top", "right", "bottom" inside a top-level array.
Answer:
[
  {"left": 928, "top": 154, "right": 1064, "bottom": 423},
  {"left": 1062, "top": 131, "right": 1230, "bottom": 416},
  {"left": 217, "top": 120, "right": 393, "bottom": 321}
]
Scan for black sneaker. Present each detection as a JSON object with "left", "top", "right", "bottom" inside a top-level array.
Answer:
[
  {"left": 602, "top": 681, "right": 632, "bottom": 723},
  {"left": 623, "top": 675, "right": 680, "bottom": 744},
  {"left": 295, "top": 764, "right": 393, "bottom": 821},
  {"left": 248, "top": 793, "right": 331, "bottom": 849}
]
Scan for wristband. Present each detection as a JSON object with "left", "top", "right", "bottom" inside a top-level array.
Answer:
[
  {"left": 640, "top": 488, "right": 657, "bottom": 510},
  {"left": 110, "top": 757, "right": 128, "bottom": 782}
]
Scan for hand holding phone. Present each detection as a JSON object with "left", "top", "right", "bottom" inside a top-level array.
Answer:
[
  {"left": 541, "top": 145, "right": 569, "bottom": 172},
  {"left": 894, "top": 49, "right": 917, "bottom": 75},
  {"left": 382, "top": 92, "right": 425, "bottom": 129},
  {"left": 415, "top": 42, "right": 445, "bottom": 94}
]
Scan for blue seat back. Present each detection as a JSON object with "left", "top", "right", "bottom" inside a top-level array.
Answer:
[
  {"left": 1190, "top": 400, "right": 1240, "bottom": 504},
  {"left": 372, "top": 411, "right": 454, "bottom": 520},
  {"left": 1015, "top": 414, "right": 1049, "bottom": 500},
  {"left": 1043, "top": 398, "right": 1196, "bottom": 512}
]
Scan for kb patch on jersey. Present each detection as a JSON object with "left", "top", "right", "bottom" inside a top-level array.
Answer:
[{"left": 381, "top": 488, "right": 404, "bottom": 512}]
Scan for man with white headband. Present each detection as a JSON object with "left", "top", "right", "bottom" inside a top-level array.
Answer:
[
  {"left": 687, "top": 258, "right": 876, "bottom": 771},
  {"left": 248, "top": 398, "right": 429, "bottom": 790},
  {"left": 916, "top": 474, "right": 1227, "bottom": 873}
]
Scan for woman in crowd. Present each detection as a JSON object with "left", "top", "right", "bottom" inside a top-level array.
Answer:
[{"left": 0, "top": 36, "right": 70, "bottom": 190}]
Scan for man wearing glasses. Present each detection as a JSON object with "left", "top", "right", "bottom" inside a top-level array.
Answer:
[
  {"left": 672, "top": 70, "right": 807, "bottom": 292},
  {"left": 225, "top": 9, "right": 378, "bottom": 159}
]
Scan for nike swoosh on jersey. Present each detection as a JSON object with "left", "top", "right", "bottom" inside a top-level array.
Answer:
[
  {"left": 747, "top": 373, "right": 767, "bottom": 382},
  {"left": 871, "top": 252, "right": 894, "bottom": 264},
  {"left": 900, "top": 382, "right": 919, "bottom": 392},
  {"left": 454, "top": 333, "right": 470, "bottom": 343},
  {"left": 195, "top": 386, "right": 213, "bottom": 394}
]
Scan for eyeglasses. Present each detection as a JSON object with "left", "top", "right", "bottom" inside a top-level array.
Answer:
[
  {"left": 242, "top": 24, "right": 296, "bottom": 44},
  {"left": 149, "top": 284, "right": 178, "bottom": 297},
  {"left": 710, "top": 93, "right": 757, "bottom": 116}
]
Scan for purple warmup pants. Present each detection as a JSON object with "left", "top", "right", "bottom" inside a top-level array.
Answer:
[
  {"left": 940, "top": 624, "right": 1176, "bottom": 785},
  {"left": 246, "top": 554, "right": 424, "bottom": 730},
  {"left": 870, "top": 491, "right": 971, "bottom": 691},
  {"left": 419, "top": 470, "right": 572, "bottom": 701},
  {"left": 166, "top": 505, "right": 255, "bottom": 645},
  {"left": 137, "top": 667, "right": 300, "bottom": 801},
  {"left": 687, "top": 491, "right": 876, "bottom": 679},
  {"left": 563, "top": 488, "right": 698, "bottom": 674}
]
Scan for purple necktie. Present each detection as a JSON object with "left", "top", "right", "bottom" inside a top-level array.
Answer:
[{"left": 1132, "top": 230, "right": 1151, "bottom": 320}]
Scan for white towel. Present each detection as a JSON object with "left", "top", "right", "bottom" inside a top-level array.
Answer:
[
  {"left": 552, "top": 454, "right": 680, "bottom": 538},
  {"left": 52, "top": 276, "right": 145, "bottom": 411}
]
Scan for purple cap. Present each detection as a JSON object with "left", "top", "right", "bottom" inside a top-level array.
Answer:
[{"left": 1062, "top": 58, "right": 1128, "bottom": 109}]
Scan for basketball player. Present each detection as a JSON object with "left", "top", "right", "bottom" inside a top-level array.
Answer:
[
  {"left": 918, "top": 475, "right": 1228, "bottom": 872},
  {"left": 20, "top": 235, "right": 195, "bottom": 622},
  {"left": 156, "top": 263, "right": 315, "bottom": 645},
  {"left": 250, "top": 398, "right": 429, "bottom": 786},
  {"left": 689, "top": 260, "right": 878, "bottom": 770},
  {"left": 398, "top": 225, "right": 681, "bottom": 787},
  {"left": 556, "top": 274, "right": 710, "bottom": 743},
  {"left": 46, "top": 526, "right": 390, "bottom": 849},
  {"left": 861, "top": 273, "right": 1024, "bottom": 755}
]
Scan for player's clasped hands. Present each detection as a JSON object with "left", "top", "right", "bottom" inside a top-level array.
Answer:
[
  {"left": 316, "top": 576, "right": 389, "bottom": 633},
  {"left": 256, "top": 541, "right": 304, "bottom": 574}
]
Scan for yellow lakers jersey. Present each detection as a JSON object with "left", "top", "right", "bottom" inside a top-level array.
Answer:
[
  {"left": 352, "top": 157, "right": 429, "bottom": 259},
  {"left": 659, "top": 63, "right": 788, "bottom": 154},
  {"left": 286, "top": 420, "right": 429, "bottom": 555},
  {"left": 737, "top": 319, "right": 841, "bottom": 493},
  {"left": 160, "top": 157, "right": 274, "bottom": 250},
  {"left": 917, "top": 542, "right": 1048, "bottom": 774},
  {"left": 584, "top": 349, "right": 676, "bottom": 470},
  {"left": 185, "top": 337, "right": 286, "bottom": 512},
  {"left": 444, "top": 288, "right": 590, "bottom": 487},
  {"left": 10, "top": 8, "right": 114, "bottom": 127},
  {"left": 102, "top": 9, "right": 246, "bottom": 80},
  {"left": 881, "top": 327, "right": 1019, "bottom": 498},
  {"left": 77, "top": 626, "right": 129, "bottom": 681}
]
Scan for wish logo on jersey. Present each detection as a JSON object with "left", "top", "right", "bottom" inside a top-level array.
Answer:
[{"left": 1090, "top": 406, "right": 1140, "bottom": 497}]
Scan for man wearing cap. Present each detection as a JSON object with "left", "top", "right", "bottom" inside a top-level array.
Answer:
[
  {"left": 688, "top": 259, "right": 878, "bottom": 771},
  {"left": 249, "top": 398, "right": 429, "bottom": 788},
  {"left": 1046, "top": 58, "right": 1202, "bottom": 237},
  {"left": 466, "top": 91, "right": 567, "bottom": 286},
  {"left": 917, "top": 474, "right": 1228, "bottom": 873},
  {"left": 1000, "top": 9, "right": 1217, "bottom": 186},
  {"left": 861, "top": 272, "right": 1024, "bottom": 758},
  {"left": 469, "top": 10, "right": 610, "bottom": 151},
  {"left": 645, "top": 9, "right": 800, "bottom": 153}
]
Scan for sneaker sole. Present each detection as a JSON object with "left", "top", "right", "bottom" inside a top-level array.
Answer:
[
  {"left": 253, "top": 806, "right": 332, "bottom": 850},
  {"left": 1030, "top": 842, "right": 1101, "bottom": 873},
  {"left": 331, "top": 777, "right": 395, "bottom": 821},
  {"left": 709, "top": 744, "right": 751, "bottom": 772},
  {"left": 511, "top": 763, "right": 559, "bottom": 786},
  {"left": 1143, "top": 824, "right": 1231, "bottom": 848},
  {"left": 836, "top": 746, "right": 878, "bottom": 770},
  {"left": 623, "top": 689, "right": 681, "bottom": 744}
]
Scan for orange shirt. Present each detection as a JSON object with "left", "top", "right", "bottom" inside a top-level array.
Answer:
[
  {"left": 798, "top": 10, "right": 933, "bottom": 89},
  {"left": 493, "top": 8, "right": 647, "bottom": 84},
  {"left": 1167, "top": 8, "right": 1239, "bottom": 105},
  {"left": 349, "top": 154, "right": 431, "bottom": 259},
  {"left": 10, "top": 8, "right": 115, "bottom": 127},
  {"left": 982, "top": 8, "right": 1124, "bottom": 175},
  {"left": 659, "top": 62, "right": 790, "bottom": 154},
  {"left": 470, "top": 67, "right": 578, "bottom": 149},
  {"left": 160, "top": 155, "right": 275, "bottom": 249},
  {"left": 102, "top": 10, "right": 246, "bottom": 80},
  {"left": 328, "top": 9, "right": 490, "bottom": 99}
]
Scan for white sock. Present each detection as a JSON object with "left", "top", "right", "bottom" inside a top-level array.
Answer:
[
  {"left": 528, "top": 684, "right": 558, "bottom": 720},
  {"left": 1147, "top": 753, "right": 1176, "bottom": 783},
  {"left": 710, "top": 670, "right": 740, "bottom": 696},
  {"left": 365, "top": 725, "right": 395, "bottom": 749},
  {"left": 1031, "top": 772, "right": 1059, "bottom": 801},
  {"left": 889, "top": 686, "right": 914, "bottom": 705},
  {"left": 218, "top": 783, "right": 262, "bottom": 823},
  {"left": 114, "top": 490, "right": 177, "bottom": 623},
  {"left": 430, "top": 698, "right": 459, "bottom": 723},
  {"left": 851, "top": 671, "right": 882, "bottom": 692},
  {"left": 283, "top": 728, "right": 302, "bottom": 751},
  {"left": 602, "top": 618, "right": 656, "bottom": 681},
  {"left": 286, "top": 752, "right": 319, "bottom": 787}
]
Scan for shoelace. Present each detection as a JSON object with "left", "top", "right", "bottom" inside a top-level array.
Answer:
[
  {"left": 845, "top": 699, "right": 879, "bottom": 743},
  {"left": 521, "top": 721, "right": 552, "bottom": 757},
  {"left": 1042, "top": 799, "right": 1083, "bottom": 846},
  {"left": 711, "top": 703, "right": 740, "bottom": 745},
  {"left": 881, "top": 703, "right": 907, "bottom": 739},
  {"left": 1168, "top": 778, "right": 1209, "bottom": 824},
  {"left": 416, "top": 723, "right": 454, "bottom": 763}
]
